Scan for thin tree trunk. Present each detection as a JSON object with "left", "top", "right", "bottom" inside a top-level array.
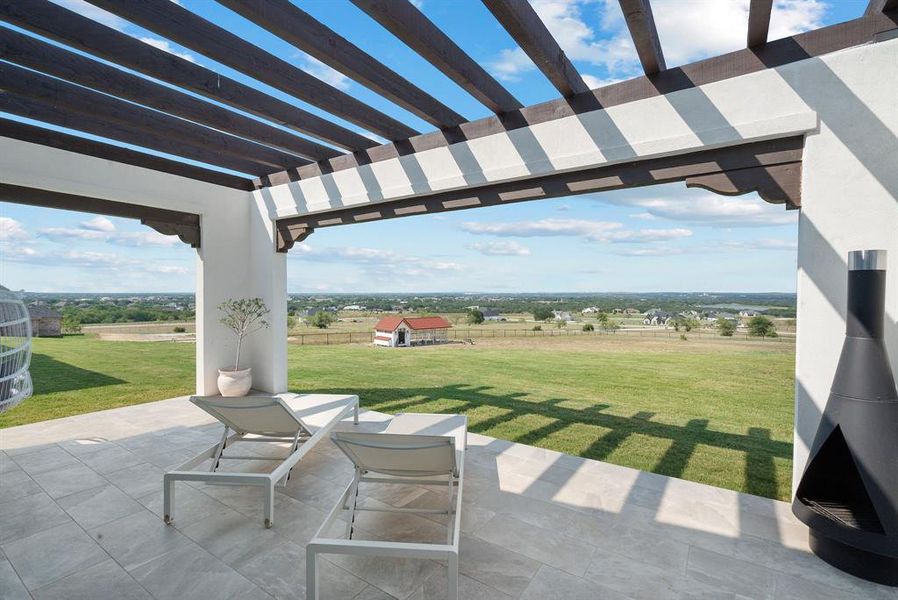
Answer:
[{"left": 235, "top": 334, "right": 242, "bottom": 371}]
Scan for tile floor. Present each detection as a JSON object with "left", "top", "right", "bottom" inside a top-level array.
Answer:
[{"left": 1, "top": 396, "right": 896, "bottom": 599}]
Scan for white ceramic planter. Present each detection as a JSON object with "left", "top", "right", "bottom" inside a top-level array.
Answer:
[{"left": 218, "top": 367, "right": 252, "bottom": 397}]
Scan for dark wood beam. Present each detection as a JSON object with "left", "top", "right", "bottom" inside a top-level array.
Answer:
[
  {"left": 0, "top": 0, "right": 375, "bottom": 152},
  {"left": 275, "top": 137, "right": 803, "bottom": 250},
  {"left": 0, "top": 92, "right": 270, "bottom": 177},
  {"left": 351, "top": 0, "right": 522, "bottom": 115},
  {"left": 0, "top": 118, "right": 255, "bottom": 190},
  {"left": 218, "top": 0, "right": 464, "bottom": 130},
  {"left": 482, "top": 0, "right": 589, "bottom": 97},
  {"left": 0, "top": 183, "right": 202, "bottom": 247},
  {"left": 866, "top": 0, "right": 898, "bottom": 14},
  {"left": 84, "top": 0, "right": 418, "bottom": 141},
  {"left": 258, "top": 9, "right": 896, "bottom": 186},
  {"left": 0, "top": 28, "right": 333, "bottom": 164},
  {"left": 619, "top": 0, "right": 666, "bottom": 74},
  {"left": 747, "top": 0, "right": 773, "bottom": 47},
  {"left": 0, "top": 63, "right": 301, "bottom": 174}
]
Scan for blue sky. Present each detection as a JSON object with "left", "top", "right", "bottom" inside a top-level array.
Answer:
[{"left": 0, "top": 0, "right": 869, "bottom": 293}]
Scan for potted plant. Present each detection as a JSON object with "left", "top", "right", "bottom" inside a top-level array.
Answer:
[{"left": 217, "top": 297, "right": 270, "bottom": 396}]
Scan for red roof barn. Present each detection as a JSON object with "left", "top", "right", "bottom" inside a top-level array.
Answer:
[{"left": 374, "top": 316, "right": 451, "bottom": 347}]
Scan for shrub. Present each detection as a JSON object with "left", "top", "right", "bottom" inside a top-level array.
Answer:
[
  {"left": 466, "top": 309, "right": 485, "bottom": 325},
  {"left": 680, "top": 334, "right": 688, "bottom": 341},
  {"left": 748, "top": 315, "right": 777, "bottom": 338},
  {"left": 716, "top": 316, "right": 736, "bottom": 337},
  {"left": 532, "top": 325, "right": 542, "bottom": 331},
  {"left": 582, "top": 323, "right": 594, "bottom": 332},
  {"left": 173, "top": 326, "right": 186, "bottom": 333},
  {"left": 61, "top": 314, "right": 82, "bottom": 334},
  {"left": 532, "top": 307, "right": 554, "bottom": 321},
  {"left": 307, "top": 311, "right": 336, "bottom": 329}
]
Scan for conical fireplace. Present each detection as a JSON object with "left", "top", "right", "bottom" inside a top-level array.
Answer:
[{"left": 793, "top": 249, "right": 898, "bottom": 586}]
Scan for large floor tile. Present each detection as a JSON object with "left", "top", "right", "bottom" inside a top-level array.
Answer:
[
  {"left": 1, "top": 521, "right": 108, "bottom": 590},
  {"left": 0, "top": 491, "right": 70, "bottom": 544},
  {"left": 457, "top": 535, "right": 540, "bottom": 597},
  {"left": 104, "top": 462, "right": 164, "bottom": 499},
  {"left": 58, "top": 483, "right": 144, "bottom": 530},
  {"left": 0, "top": 558, "right": 30, "bottom": 600},
  {"left": 90, "top": 509, "right": 194, "bottom": 572},
  {"left": 476, "top": 513, "right": 595, "bottom": 576},
  {"left": 0, "top": 469, "right": 43, "bottom": 503},
  {"left": 686, "top": 546, "right": 775, "bottom": 600},
  {"left": 130, "top": 543, "right": 269, "bottom": 600},
  {"left": 77, "top": 444, "right": 144, "bottom": 475},
  {"left": 180, "top": 507, "right": 282, "bottom": 568},
  {"left": 520, "top": 565, "right": 630, "bottom": 600},
  {"left": 9, "top": 445, "right": 81, "bottom": 475},
  {"left": 31, "top": 558, "right": 151, "bottom": 600},
  {"left": 29, "top": 463, "right": 107, "bottom": 499}
]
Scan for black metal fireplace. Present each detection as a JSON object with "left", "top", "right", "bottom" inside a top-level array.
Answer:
[{"left": 793, "top": 249, "right": 898, "bottom": 586}]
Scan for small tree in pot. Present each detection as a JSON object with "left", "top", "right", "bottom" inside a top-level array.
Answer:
[{"left": 217, "top": 297, "right": 270, "bottom": 396}]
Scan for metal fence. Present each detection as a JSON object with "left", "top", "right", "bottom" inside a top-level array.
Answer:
[{"left": 288, "top": 327, "right": 795, "bottom": 346}]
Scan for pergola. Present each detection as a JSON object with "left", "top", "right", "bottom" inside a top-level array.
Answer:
[{"left": 1, "top": 0, "right": 896, "bottom": 497}]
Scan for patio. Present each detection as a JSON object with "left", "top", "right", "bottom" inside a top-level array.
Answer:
[{"left": 1, "top": 396, "right": 895, "bottom": 600}]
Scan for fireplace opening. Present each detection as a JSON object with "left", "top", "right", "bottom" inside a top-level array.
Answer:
[{"left": 796, "top": 425, "right": 884, "bottom": 534}]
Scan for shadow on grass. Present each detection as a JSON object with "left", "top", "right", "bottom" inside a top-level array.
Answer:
[
  {"left": 296, "top": 382, "right": 787, "bottom": 499},
  {"left": 31, "top": 352, "right": 126, "bottom": 394}
]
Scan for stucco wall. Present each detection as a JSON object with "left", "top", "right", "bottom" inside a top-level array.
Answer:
[{"left": 790, "top": 37, "right": 898, "bottom": 492}]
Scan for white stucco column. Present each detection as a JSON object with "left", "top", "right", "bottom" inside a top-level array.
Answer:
[
  {"left": 791, "top": 38, "right": 898, "bottom": 493},
  {"left": 194, "top": 193, "right": 288, "bottom": 395}
]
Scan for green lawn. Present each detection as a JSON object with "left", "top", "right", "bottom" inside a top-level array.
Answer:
[{"left": 4, "top": 336, "right": 796, "bottom": 500}]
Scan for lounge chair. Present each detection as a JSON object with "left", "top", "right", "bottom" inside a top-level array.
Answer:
[
  {"left": 163, "top": 393, "right": 359, "bottom": 528},
  {"left": 306, "top": 413, "right": 467, "bottom": 600}
]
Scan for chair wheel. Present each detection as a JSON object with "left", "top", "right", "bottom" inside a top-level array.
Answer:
[
  {"left": 164, "top": 515, "right": 172, "bottom": 525},
  {"left": 265, "top": 519, "right": 272, "bottom": 528}
]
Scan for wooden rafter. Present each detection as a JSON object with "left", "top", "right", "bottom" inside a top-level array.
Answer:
[
  {"left": 0, "top": 183, "right": 202, "bottom": 248},
  {"left": 747, "top": 0, "right": 774, "bottom": 48},
  {"left": 0, "top": 63, "right": 301, "bottom": 175},
  {"left": 482, "top": 0, "right": 589, "bottom": 97},
  {"left": 0, "top": 118, "right": 255, "bottom": 190},
  {"left": 259, "top": 9, "right": 897, "bottom": 186},
  {"left": 619, "top": 0, "right": 666, "bottom": 75},
  {"left": 85, "top": 0, "right": 418, "bottom": 141},
  {"left": 275, "top": 137, "right": 804, "bottom": 251},
  {"left": 0, "top": 28, "right": 336, "bottom": 163},
  {"left": 350, "top": 0, "right": 522, "bottom": 114},
  {"left": 0, "top": 0, "right": 375, "bottom": 152},
  {"left": 219, "top": 0, "right": 465, "bottom": 130}
]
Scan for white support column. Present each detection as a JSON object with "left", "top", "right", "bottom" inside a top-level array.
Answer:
[{"left": 195, "top": 192, "right": 288, "bottom": 395}]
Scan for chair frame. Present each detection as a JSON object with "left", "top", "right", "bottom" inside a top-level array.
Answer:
[
  {"left": 163, "top": 394, "right": 359, "bottom": 528},
  {"left": 306, "top": 417, "right": 466, "bottom": 600}
]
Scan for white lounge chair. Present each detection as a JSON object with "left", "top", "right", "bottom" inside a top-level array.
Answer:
[
  {"left": 163, "top": 393, "right": 359, "bottom": 528},
  {"left": 306, "top": 413, "right": 467, "bottom": 600}
]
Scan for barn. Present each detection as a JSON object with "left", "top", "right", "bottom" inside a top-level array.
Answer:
[
  {"left": 28, "top": 305, "right": 63, "bottom": 337},
  {"left": 373, "top": 316, "right": 451, "bottom": 347}
]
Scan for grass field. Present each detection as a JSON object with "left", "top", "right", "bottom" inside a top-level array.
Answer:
[{"left": 4, "top": 335, "right": 796, "bottom": 500}]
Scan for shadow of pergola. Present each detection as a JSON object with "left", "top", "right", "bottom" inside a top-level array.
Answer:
[{"left": 294, "top": 382, "right": 789, "bottom": 500}]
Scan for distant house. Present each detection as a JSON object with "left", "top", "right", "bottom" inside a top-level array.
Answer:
[
  {"left": 480, "top": 308, "right": 506, "bottom": 322},
  {"left": 374, "top": 316, "right": 452, "bottom": 347},
  {"left": 552, "top": 310, "right": 573, "bottom": 322},
  {"left": 739, "top": 309, "right": 763, "bottom": 317},
  {"left": 624, "top": 308, "right": 641, "bottom": 315},
  {"left": 581, "top": 306, "right": 600, "bottom": 314},
  {"left": 643, "top": 309, "right": 674, "bottom": 326},
  {"left": 343, "top": 305, "right": 365, "bottom": 311},
  {"left": 29, "top": 305, "right": 62, "bottom": 337}
]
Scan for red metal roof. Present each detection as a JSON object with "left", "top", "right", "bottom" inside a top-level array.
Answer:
[{"left": 374, "top": 316, "right": 451, "bottom": 331}]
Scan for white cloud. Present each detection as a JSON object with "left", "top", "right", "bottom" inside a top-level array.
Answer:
[
  {"left": 489, "top": 0, "right": 826, "bottom": 82},
  {"left": 301, "top": 56, "right": 352, "bottom": 91},
  {"left": 594, "top": 192, "right": 798, "bottom": 227},
  {"left": 468, "top": 241, "right": 532, "bottom": 256},
  {"left": 51, "top": 0, "right": 129, "bottom": 30},
  {"left": 3, "top": 246, "right": 186, "bottom": 271},
  {"left": 293, "top": 245, "right": 463, "bottom": 278},
  {"left": 0, "top": 218, "right": 29, "bottom": 241},
  {"left": 460, "top": 218, "right": 691, "bottom": 244},
  {"left": 80, "top": 216, "right": 116, "bottom": 232},
  {"left": 138, "top": 37, "right": 197, "bottom": 63},
  {"left": 38, "top": 226, "right": 181, "bottom": 247},
  {"left": 721, "top": 238, "right": 798, "bottom": 251}
]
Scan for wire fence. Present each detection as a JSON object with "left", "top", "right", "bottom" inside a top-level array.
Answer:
[{"left": 288, "top": 327, "right": 795, "bottom": 346}]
